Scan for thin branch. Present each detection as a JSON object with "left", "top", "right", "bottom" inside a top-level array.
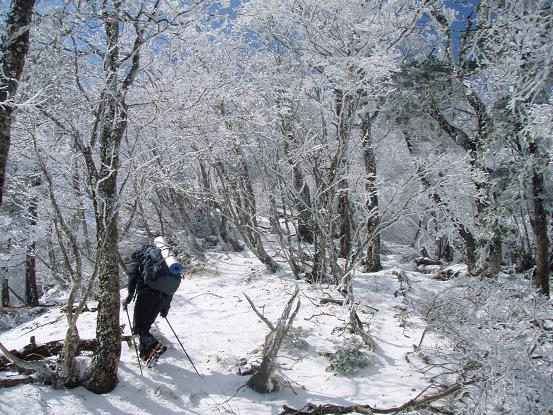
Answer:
[{"left": 243, "top": 292, "right": 275, "bottom": 331}]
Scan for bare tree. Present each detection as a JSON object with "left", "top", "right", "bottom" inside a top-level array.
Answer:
[{"left": 244, "top": 286, "right": 300, "bottom": 393}]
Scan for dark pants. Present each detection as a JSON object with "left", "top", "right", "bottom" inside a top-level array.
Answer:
[{"left": 133, "top": 289, "right": 163, "bottom": 356}]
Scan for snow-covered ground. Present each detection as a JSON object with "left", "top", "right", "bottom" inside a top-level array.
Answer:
[{"left": 0, "top": 246, "right": 458, "bottom": 414}]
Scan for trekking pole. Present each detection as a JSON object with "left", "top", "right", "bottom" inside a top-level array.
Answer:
[
  {"left": 164, "top": 317, "right": 202, "bottom": 377},
  {"left": 125, "top": 308, "right": 143, "bottom": 376}
]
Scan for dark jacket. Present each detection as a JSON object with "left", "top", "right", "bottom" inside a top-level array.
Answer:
[{"left": 127, "top": 245, "right": 173, "bottom": 314}]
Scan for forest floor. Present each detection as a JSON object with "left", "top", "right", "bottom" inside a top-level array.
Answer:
[{"left": 0, "top": 242, "right": 544, "bottom": 414}]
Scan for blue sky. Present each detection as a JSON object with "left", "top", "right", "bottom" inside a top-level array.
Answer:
[{"left": 444, "top": 0, "right": 480, "bottom": 59}]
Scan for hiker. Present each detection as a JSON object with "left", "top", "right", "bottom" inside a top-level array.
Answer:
[{"left": 122, "top": 241, "right": 180, "bottom": 363}]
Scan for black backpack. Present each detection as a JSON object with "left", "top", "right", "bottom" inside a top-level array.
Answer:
[{"left": 135, "top": 245, "right": 181, "bottom": 295}]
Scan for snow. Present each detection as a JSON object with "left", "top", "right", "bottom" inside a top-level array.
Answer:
[{"left": 0, "top": 246, "right": 463, "bottom": 414}]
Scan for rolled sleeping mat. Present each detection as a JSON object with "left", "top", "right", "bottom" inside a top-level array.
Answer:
[{"left": 153, "top": 236, "right": 184, "bottom": 275}]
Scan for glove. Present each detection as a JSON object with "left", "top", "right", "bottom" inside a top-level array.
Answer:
[
  {"left": 160, "top": 307, "right": 169, "bottom": 318},
  {"left": 122, "top": 296, "right": 132, "bottom": 311}
]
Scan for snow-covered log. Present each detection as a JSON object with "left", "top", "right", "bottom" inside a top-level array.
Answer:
[
  {"left": 280, "top": 381, "right": 463, "bottom": 414},
  {"left": 414, "top": 256, "right": 442, "bottom": 267},
  {"left": 0, "top": 375, "right": 36, "bottom": 388},
  {"left": 0, "top": 336, "right": 133, "bottom": 366}
]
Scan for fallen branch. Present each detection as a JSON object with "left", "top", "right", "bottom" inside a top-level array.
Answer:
[
  {"left": 304, "top": 312, "right": 336, "bottom": 321},
  {"left": 21, "top": 315, "right": 65, "bottom": 336},
  {"left": 7, "top": 286, "right": 26, "bottom": 305},
  {"left": 0, "top": 375, "right": 36, "bottom": 388},
  {"left": 188, "top": 292, "right": 224, "bottom": 301},
  {"left": 0, "top": 335, "right": 133, "bottom": 365},
  {"left": 320, "top": 298, "right": 344, "bottom": 306},
  {"left": 414, "top": 256, "right": 442, "bottom": 267},
  {"left": 280, "top": 381, "right": 463, "bottom": 414},
  {"left": 0, "top": 342, "right": 56, "bottom": 384}
]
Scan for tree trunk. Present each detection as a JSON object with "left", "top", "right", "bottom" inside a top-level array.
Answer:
[
  {"left": 196, "top": 158, "right": 219, "bottom": 236},
  {"left": 307, "top": 233, "right": 326, "bottom": 283},
  {"left": 478, "top": 221, "right": 502, "bottom": 278},
  {"left": 362, "top": 111, "right": 382, "bottom": 272},
  {"left": 198, "top": 158, "right": 243, "bottom": 252},
  {"left": 56, "top": 328, "right": 81, "bottom": 388},
  {"left": 84, "top": 186, "right": 121, "bottom": 393},
  {"left": 2, "top": 278, "right": 9, "bottom": 307},
  {"left": 83, "top": 8, "right": 127, "bottom": 393},
  {"left": 219, "top": 214, "right": 244, "bottom": 252},
  {"left": 163, "top": 188, "right": 205, "bottom": 258},
  {"left": 340, "top": 251, "right": 376, "bottom": 350},
  {"left": 279, "top": 98, "right": 314, "bottom": 245},
  {"left": 214, "top": 158, "right": 278, "bottom": 272},
  {"left": 529, "top": 141, "right": 550, "bottom": 297},
  {"left": 71, "top": 160, "right": 92, "bottom": 256},
  {"left": 550, "top": 210, "right": 553, "bottom": 276},
  {"left": 136, "top": 195, "right": 153, "bottom": 241},
  {"left": 338, "top": 176, "right": 353, "bottom": 259},
  {"left": 238, "top": 151, "right": 279, "bottom": 272},
  {"left": 458, "top": 226, "right": 477, "bottom": 275},
  {"left": 0, "top": 0, "right": 37, "bottom": 206},
  {"left": 25, "top": 240, "right": 38, "bottom": 306},
  {"left": 292, "top": 163, "right": 314, "bottom": 244},
  {"left": 427, "top": 90, "right": 495, "bottom": 276},
  {"left": 25, "top": 192, "right": 39, "bottom": 306},
  {"left": 435, "top": 235, "right": 454, "bottom": 262}
]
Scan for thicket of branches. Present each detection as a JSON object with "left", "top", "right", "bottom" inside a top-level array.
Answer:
[
  {"left": 0, "top": 0, "right": 551, "bottom": 395},
  {"left": 422, "top": 276, "right": 553, "bottom": 414}
]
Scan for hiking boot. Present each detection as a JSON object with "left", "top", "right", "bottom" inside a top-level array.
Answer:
[
  {"left": 140, "top": 342, "right": 162, "bottom": 362},
  {"left": 145, "top": 344, "right": 168, "bottom": 368}
]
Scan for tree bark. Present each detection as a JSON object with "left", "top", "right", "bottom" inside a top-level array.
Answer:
[
  {"left": 84, "top": 178, "right": 122, "bottom": 393},
  {"left": 292, "top": 162, "right": 314, "bottom": 244},
  {"left": 529, "top": 141, "right": 550, "bottom": 297},
  {"left": 338, "top": 175, "right": 353, "bottom": 259},
  {"left": 435, "top": 235, "right": 454, "bottom": 262},
  {"left": 362, "top": 111, "right": 382, "bottom": 272},
  {"left": 25, "top": 190, "right": 39, "bottom": 306},
  {"left": 1, "top": 279, "right": 9, "bottom": 307},
  {"left": 219, "top": 213, "right": 244, "bottom": 252},
  {"left": 478, "top": 223, "right": 502, "bottom": 278},
  {"left": 25, "top": 239, "right": 38, "bottom": 306},
  {"left": 0, "top": 0, "right": 37, "bottom": 206},
  {"left": 550, "top": 210, "right": 553, "bottom": 276},
  {"left": 83, "top": 6, "right": 130, "bottom": 393}
]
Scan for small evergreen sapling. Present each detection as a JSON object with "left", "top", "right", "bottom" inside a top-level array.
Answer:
[{"left": 326, "top": 336, "right": 373, "bottom": 376}]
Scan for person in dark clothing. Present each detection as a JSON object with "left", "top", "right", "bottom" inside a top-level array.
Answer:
[{"left": 122, "top": 245, "right": 173, "bottom": 361}]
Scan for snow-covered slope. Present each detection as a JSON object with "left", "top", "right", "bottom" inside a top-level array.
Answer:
[{"left": 0, "top": 247, "right": 446, "bottom": 414}]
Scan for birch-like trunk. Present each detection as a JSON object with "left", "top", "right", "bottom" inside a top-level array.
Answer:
[{"left": 361, "top": 111, "right": 382, "bottom": 272}]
